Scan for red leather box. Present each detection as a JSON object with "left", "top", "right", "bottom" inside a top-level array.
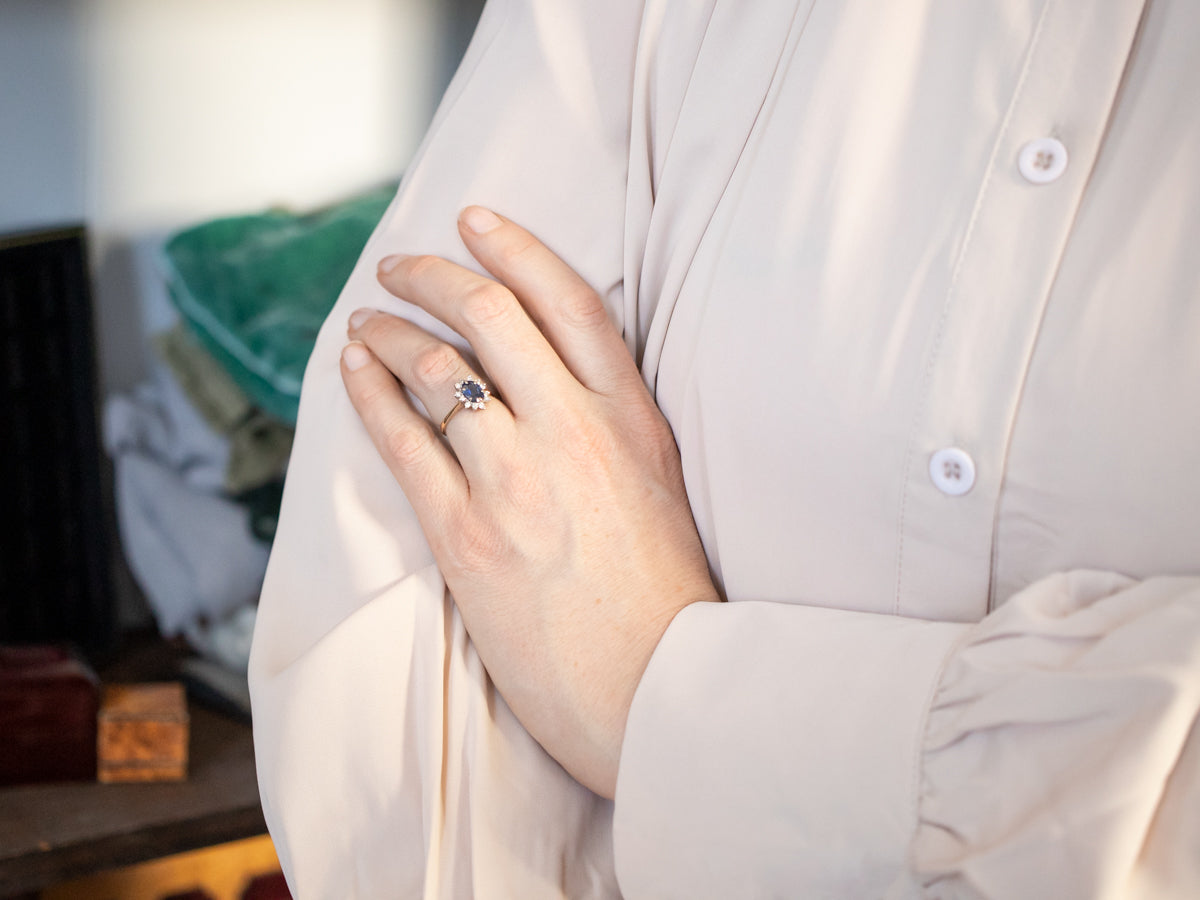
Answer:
[{"left": 0, "top": 645, "right": 100, "bottom": 785}]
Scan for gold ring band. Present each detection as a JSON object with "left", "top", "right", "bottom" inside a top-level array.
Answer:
[{"left": 440, "top": 402, "right": 464, "bottom": 435}]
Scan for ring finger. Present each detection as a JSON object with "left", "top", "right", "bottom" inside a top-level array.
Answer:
[{"left": 348, "top": 308, "right": 514, "bottom": 469}]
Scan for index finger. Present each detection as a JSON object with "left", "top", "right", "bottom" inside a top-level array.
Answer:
[{"left": 456, "top": 207, "right": 643, "bottom": 398}]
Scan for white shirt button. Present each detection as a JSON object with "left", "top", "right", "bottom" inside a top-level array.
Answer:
[
  {"left": 929, "top": 447, "right": 976, "bottom": 496},
  {"left": 1018, "top": 137, "right": 1068, "bottom": 184}
]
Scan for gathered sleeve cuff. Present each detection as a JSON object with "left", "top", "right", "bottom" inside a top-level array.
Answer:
[
  {"left": 613, "top": 572, "right": 1200, "bottom": 899},
  {"left": 914, "top": 572, "right": 1200, "bottom": 899}
]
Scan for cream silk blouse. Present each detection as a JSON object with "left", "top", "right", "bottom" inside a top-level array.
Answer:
[{"left": 248, "top": 0, "right": 1200, "bottom": 896}]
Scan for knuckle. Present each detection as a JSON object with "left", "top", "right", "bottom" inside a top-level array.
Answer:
[
  {"left": 402, "top": 254, "right": 442, "bottom": 280},
  {"left": 354, "top": 378, "right": 392, "bottom": 410},
  {"left": 554, "top": 409, "right": 617, "bottom": 468},
  {"left": 637, "top": 409, "right": 684, "bottom": 475},
  {"left": 412, "top": 342, "right": 461, "bottom": 387},
  {"left": 446, "top": 515, "right": 509, "bottom": 575},
  {"left": 350, "top": 314, "right": 395, "bottom": 350},
  {"left": 348, "top": 366, "right": 396, "bottom": 408},
  {"left": 382, "top": 421, "right": 433, "bottom": 468},
  {"left": 634, "top": 403, "right": 673, "bottom": 441},
  {"left": 493, "top": 232, "right": 540, "bottom": 270},
  {"left": 494, "top": 456, "right": 553, "bottom": 516},
  {"left": 460, "top": 280, "right": 513, "bottom": 329},
  {"left": 557, "top": 285, "right": 609, "bottom": 330}
]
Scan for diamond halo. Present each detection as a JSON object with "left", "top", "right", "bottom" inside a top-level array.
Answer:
[{"left": 453, "top": 377, "right": 491, "bottom": 411}]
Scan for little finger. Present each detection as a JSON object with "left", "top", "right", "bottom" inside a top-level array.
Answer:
[{"left": 340, "top": 339, "right": 469, "bottom": 526}]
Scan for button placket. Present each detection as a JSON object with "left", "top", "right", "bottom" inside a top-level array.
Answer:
[{"left": 893, "top": 0, "right": 1149, "bottom": 619}]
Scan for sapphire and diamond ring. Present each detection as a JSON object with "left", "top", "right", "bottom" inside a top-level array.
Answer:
[{"left": 440, "top": 377, "right": 491, "bottom": 434}]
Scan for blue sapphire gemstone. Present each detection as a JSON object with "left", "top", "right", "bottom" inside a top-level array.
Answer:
[
  {"left": 460, "top": 380, "right": 486, "bottom": 404},
  {"left": 454, "top": 378, "right": 490, "bottom": 410}
]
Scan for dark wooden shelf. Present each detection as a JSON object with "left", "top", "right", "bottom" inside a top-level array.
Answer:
[{"left": 0, "top": 641, "right": 265, "bottom": 897}]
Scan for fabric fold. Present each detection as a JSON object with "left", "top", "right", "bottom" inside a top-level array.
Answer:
[{"left": 913, "top": 572, "right": 1200, "bottom": 899}]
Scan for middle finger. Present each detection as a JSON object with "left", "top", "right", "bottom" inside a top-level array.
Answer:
[{"left": 376, "top": 254, "right": 573, "bottom": 415}]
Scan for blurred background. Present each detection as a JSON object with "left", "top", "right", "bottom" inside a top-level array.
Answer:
[{"left": 0, "top": 1, "right": 484, "bottom": 896}]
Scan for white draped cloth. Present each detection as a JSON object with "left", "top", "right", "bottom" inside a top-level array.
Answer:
[{"left": 249, "top": 1, "right": 1200, "bottom": 896}]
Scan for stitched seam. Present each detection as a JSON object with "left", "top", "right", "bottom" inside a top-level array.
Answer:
[{"left": 891, "top": 0, "right": 1057, "bottom": 616}]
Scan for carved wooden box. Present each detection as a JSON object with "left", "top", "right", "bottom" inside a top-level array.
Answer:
[{"left": 97, "top": 683, "right": 189, "bottom": 783}]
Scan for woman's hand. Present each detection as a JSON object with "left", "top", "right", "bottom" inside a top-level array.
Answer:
[{"left": 339, "top": 207, "right": 719, "bottom": 798}]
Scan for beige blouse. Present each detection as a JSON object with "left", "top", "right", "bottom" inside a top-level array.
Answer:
[{"left": 249, "top": 0, "right": 1200, "bottom": 896}]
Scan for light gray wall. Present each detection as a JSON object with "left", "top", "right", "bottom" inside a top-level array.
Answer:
[
  {"left": 0, "top": 1, "right": 89, "bottom": 233},
  {"left": 1, "top": 0, "right": 484, "bottom": 393}
]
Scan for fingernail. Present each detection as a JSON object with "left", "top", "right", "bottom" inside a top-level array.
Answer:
[
  {"left": 342, "top": 341, "right": 372, "bottom": 372},
  {"left": 460, "top": 206, "right": 502, "bottom": 235},
  {"left": 378, "top": 254, "right": 407, "bottom": 275},
  {"left": 348, "top": 308, "right": 378, "bottom": 331}
]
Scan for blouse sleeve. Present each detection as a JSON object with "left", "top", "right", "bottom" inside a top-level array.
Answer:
[
  {"left": 613, "top": 571, "right": 1200, "bottom": 899},
  {"left": 247, "top": 1, "right": 645, "bottom": 896}
]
